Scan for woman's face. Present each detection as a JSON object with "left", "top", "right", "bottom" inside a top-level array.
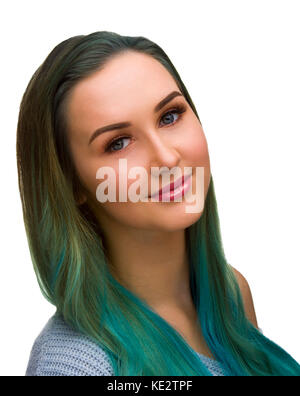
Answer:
[{"left": 65, "top": 51, "right": 211, "bottom": 233}]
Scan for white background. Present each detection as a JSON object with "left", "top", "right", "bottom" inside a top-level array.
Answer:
[{"left": 1, "top": 0, "right": 299, "bottom": 376}]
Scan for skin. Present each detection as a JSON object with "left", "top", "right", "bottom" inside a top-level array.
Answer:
[{"left": 65, "top": 51, "right": 258, "bottom": 356}]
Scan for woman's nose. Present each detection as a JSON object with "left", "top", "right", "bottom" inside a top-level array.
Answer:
[{"left": 145, "top": 131, "right": 181, "bottom": 171}]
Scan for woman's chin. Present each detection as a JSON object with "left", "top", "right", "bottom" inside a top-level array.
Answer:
[{"left": 144, "top": 204, "right": 203, "bottom": 232}]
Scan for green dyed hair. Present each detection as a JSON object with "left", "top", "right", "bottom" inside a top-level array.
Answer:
[{"left": 17, "top": 30, "right": 300, "bottom": 376}]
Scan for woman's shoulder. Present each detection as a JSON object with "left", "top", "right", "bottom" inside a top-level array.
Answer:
[
  {"left": 230, "top": 266, "right": 259, "bottom": 329},
  {"left": 25, "top": 311, "right": 114, "bottom": 376}
]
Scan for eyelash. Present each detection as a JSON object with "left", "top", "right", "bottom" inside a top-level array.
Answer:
[{"left": 104, "top": 104, "right": 187, "bottom": 153}]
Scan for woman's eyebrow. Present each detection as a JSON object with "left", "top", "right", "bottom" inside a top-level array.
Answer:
[{"left": 88, "top": 90, "right": 183, "bottom": 145}]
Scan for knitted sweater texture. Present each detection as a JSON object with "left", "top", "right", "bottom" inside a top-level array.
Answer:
[{"left": 25, "top": 311, "right": 229, "bottom": 376}]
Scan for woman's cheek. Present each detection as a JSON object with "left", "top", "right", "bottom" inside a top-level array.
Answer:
[
  {"left": 183, "top": 127, "right": 211, "bottom": 195},
  {"left": 183, "top": 124, "right": 210, "bottom": 164}
]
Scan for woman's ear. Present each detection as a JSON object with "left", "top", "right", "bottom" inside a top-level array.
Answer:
[
  {"left": 73, "top": 180, "right": 88, "bottom": 206},
  {"left": 76, "top": 193, "right": 87, "bottom": 206},
  {"left": 74, "top": 185, "right": 88, "bottom": 206}
]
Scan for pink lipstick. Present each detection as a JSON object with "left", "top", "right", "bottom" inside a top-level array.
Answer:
[{"left": 150, "top": 174, "right": 192, "bottom": 202}]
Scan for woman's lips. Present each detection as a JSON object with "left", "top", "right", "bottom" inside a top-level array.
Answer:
[{"left": 149, "top": 174, "right": 192, "bottom": 201}]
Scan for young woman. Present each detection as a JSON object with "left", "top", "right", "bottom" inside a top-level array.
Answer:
[{"left": 17, "top": 30, "right": 300, "bottom": 376}]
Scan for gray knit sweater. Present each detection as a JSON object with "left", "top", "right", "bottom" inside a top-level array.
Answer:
[{"left": 25, "top": 311, "right": 229, "bottom": 376}]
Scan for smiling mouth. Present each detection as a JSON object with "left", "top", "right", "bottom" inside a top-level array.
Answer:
[{"left": 148, "top": 173, "right": 192, "bottom": 200}]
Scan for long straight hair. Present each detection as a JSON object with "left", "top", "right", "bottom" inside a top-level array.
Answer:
[{"left": 17, "top": 31, "right": 300, "bottom": 375}]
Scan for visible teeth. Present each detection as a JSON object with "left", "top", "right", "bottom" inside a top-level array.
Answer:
[{"left": 172, "top": 184, "right": 183, "bottom": 194}]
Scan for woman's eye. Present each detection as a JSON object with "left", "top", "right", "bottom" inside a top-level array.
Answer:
[
  {"left": 106, "top": 137, "right": 130, "bottom": 153},
  {"left": 159, "top": 105, "right": 186, "bottom": 127},
  {"left": 159, "top": 109, "right": 180, "bottom": 127},
  {"left": 105, "top": 105, "right": 186, "bottom": 153}
]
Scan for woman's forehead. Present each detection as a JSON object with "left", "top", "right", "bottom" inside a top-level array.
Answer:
[
  {"left": 67, "top": 52, "right": 178, "bottom": 114},
  {"left": 65, "top": 52, "right": 179, "bottom": 138}
]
